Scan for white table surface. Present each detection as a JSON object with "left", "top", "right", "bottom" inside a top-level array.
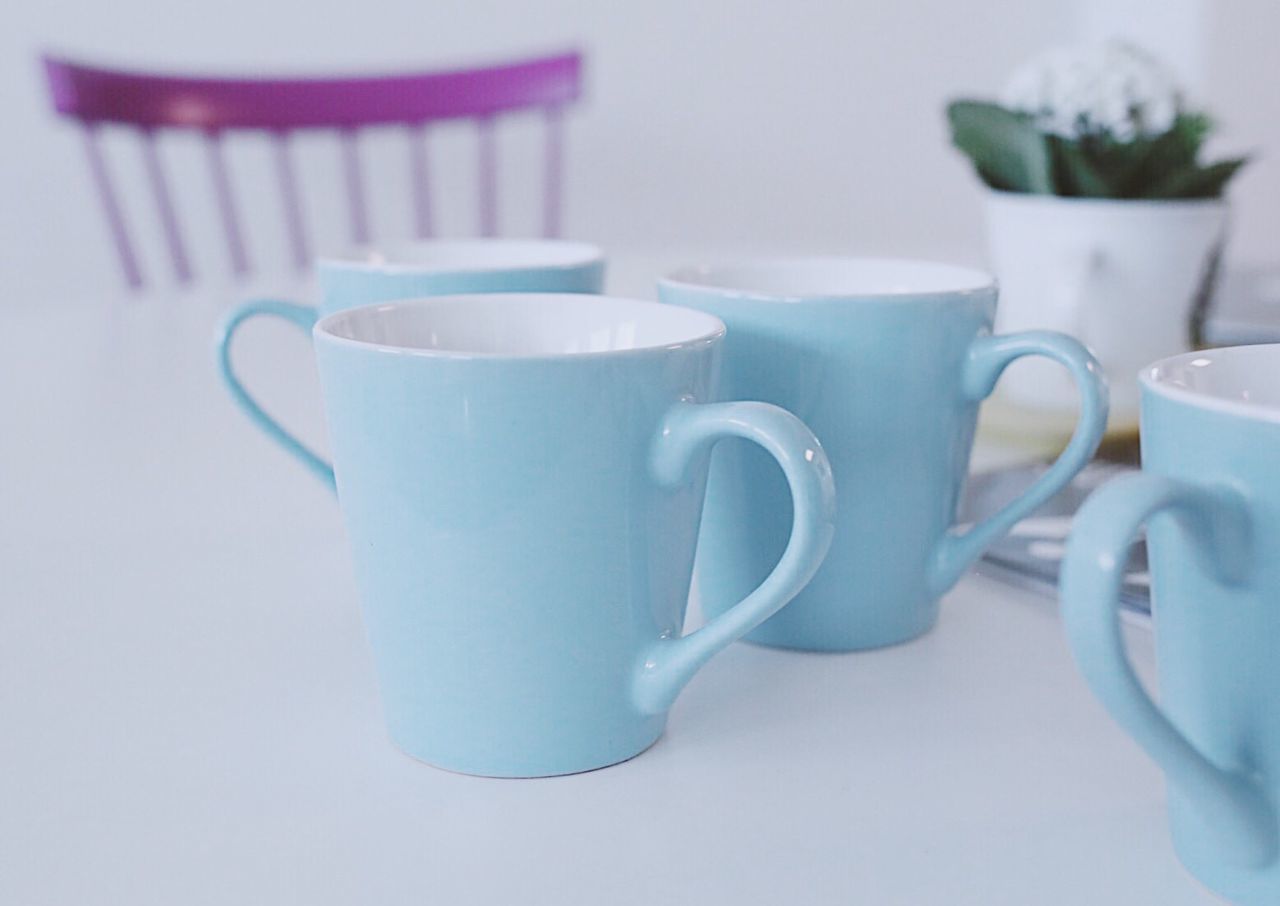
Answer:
[{"left": 0, "top": 261, "right": 1220, "bottom": 904}]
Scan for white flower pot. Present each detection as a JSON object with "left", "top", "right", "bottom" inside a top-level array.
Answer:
[{"left": 983, "top": 191, "right": 1228, "bottom": 424}]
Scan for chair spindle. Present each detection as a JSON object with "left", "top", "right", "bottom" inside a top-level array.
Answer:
[
  {"left": 80, "top": 124, "right": 143, "bottom": 288},
  {"left": 543, "top": 105, "right": 565, "bottom": 238},
  {"left": 340, "top": 129, "right": 370, "bottom": 244},
  {"left": 408, "top": 123, "right": 433, "bottom": 239},
  {"left": 271, "top": 132, "right": 310, "bottom": 270},
  {"left": 477, "top": 115, "right": 498, "bottom": 237},
  {"left": 204, "top": 131, "right": 249, "bottom": 277},
  {"left": 140, "top": 129, "right": 193, "bottom": 284}
]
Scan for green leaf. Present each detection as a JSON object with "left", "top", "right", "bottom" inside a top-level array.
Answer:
[
  {"left": 1114, "top": 113, "right": 1213, "bottom": 197},
  {"left": 947, "top": 100, "right": 1055, "bottom": 194},
  {"left": 1049, "top": 137, "right": 1114, "bottom": 197},
  {"left": 1145, "top": 157, "right": 1249, "bottom": 199}
]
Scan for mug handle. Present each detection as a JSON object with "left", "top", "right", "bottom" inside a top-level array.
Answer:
[
  {"left": 928, "top": 330, "right": 1109, "bottom": 596},
  {"left": 1060, "top": 473, "right": 1276, "bottom": 868},
  {"left": 214, "top": 300, "right": 335, "bottom": 490},
  {"left": 632, "top": 400, "right": 837, "bottom": 715}
]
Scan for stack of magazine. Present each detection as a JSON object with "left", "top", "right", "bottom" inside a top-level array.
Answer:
[
  {"left": 960, "top": 460, "right": 1150, "bottom": 617},
  {"left": 963, "top": 268, "right": 1280, "bottom": 620}
]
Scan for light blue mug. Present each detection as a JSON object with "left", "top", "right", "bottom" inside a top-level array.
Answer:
[
  {"left": 312, "top": 294, "right": 836, "bottom": 776},
  {"left": 1061, "top": 344, "right": 1280, "bottom": 904},
  {"left": 659, "top": 258, "right": 1108, "bottom": 651},
  {"left": 216, "top": 239, "right": 605, "bottom": 487}
]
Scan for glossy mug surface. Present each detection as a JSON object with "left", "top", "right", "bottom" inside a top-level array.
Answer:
[
  {"left": 1061, "top": 345, "right": 1280, "bottom": 904},
  {"left": 312, "top": 294, "right": 836, "bottom": 776},
  {"left": 216, "top": 239, "right": 605, "bottom": 486},
  {"left": 659, "top": 258, "right": 1108, "bottom": 651}
]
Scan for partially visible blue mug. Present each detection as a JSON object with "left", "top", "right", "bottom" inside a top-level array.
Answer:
[
  {"left": 1061, "top": 344, "right": 1280, "bottom": 903},
  {"left": 659, "top": 258, "right": 1108, "bottom": 651},
  {"left": 215, "top": 239, "right": 605, "bottom": 487},
  {"left": 312, "top": 294, "right": 836, "bottom": 776}
]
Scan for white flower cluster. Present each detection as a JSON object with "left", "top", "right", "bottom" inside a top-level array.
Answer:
[{"left": 1000, "top": 41, "right": 1185, "bottom": 143}]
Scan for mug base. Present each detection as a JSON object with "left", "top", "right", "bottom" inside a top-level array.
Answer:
[
  {"left": 740, "top": 617, "right": 939, "bottom": 653},
  {"left": 1170, "top": 807, "right": 1280, "bottom": 904},
  {"left": 385, "top": 724, "right": 666, "bottom": 779}
]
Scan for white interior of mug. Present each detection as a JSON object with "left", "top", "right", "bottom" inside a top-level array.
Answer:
[
  {"left": 663, "top": 257, "right": 994, "bottom": 298},
  {"left": 318, "top": 238, "right": 603, "bottom": 273},
  {"left": 316, "top": 294, "right": 725, "bottom": 358},
  {"left": 1144, "top": 344, "right": 1280, "bottom": 421}
]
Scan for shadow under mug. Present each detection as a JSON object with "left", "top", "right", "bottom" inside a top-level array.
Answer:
[
  {"left": 659, "top": 258, "right": 1109, "bottom": 652},
  {"left": 313, "top": 294, "right": 836, "bottom": 776},
  {"left": 1061, "top": 344, "right": 1280, "bottom": 904},
  {"left": 214, "top": 238, "right": 605, "bottom": 487}
]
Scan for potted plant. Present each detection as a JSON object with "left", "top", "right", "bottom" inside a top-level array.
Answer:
[{"left": 947, "top": 41, "right": 1248, "bottom": 426}]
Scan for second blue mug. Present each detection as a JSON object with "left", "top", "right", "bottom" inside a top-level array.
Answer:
[{"left": 660, "top": 257, "right": 1109, "bottom": 651}]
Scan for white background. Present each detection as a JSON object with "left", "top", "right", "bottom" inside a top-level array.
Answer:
[{"left": 1, "top": 0, "right": 1275, "bottom": 298}]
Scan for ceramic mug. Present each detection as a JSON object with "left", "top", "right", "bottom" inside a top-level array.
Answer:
[
  {"left": 215, "top": 238, "right": 605, "bottom": 487},
  {"left": 313, "top": 294, "right": 836, "bottom": 776},
  {"left": 659, "top": 258, "right": 1108, "bottom": 651},
  {"left": 1061, "top": 344, "right": 1280, "bottom": 904}
]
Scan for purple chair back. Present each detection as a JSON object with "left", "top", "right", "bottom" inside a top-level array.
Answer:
[{"left": 43, "top": 51, "right": 583, "bottom": 289}]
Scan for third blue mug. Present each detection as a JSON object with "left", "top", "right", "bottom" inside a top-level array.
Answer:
[{"left": 660, "top": 257, "right": 1108, "bottom": 651}]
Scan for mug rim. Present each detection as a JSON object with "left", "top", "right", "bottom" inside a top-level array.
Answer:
[
  {"left": 313, "top": 293, "right": 726, "bottom": 361},
  {"left": 315, "top": 238, "right": 604, "bottom": 275},
  {"left": 1142, "top": 344, "right": 1280, "bottom": 425},
  {"left": 659, "top": 256, "right": 996, "bottom": 302}
]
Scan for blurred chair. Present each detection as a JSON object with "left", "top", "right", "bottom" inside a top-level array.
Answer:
[{"left": 42, "top": 50, "right": 583, "bottom": 289}]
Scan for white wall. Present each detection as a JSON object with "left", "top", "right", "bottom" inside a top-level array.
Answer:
[
  {"left": 0, "top": 0, "right": 1274, "bottom": 299},
  {"left": 1202, "top": 4, "right": 1280, "bottom": 269}
]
